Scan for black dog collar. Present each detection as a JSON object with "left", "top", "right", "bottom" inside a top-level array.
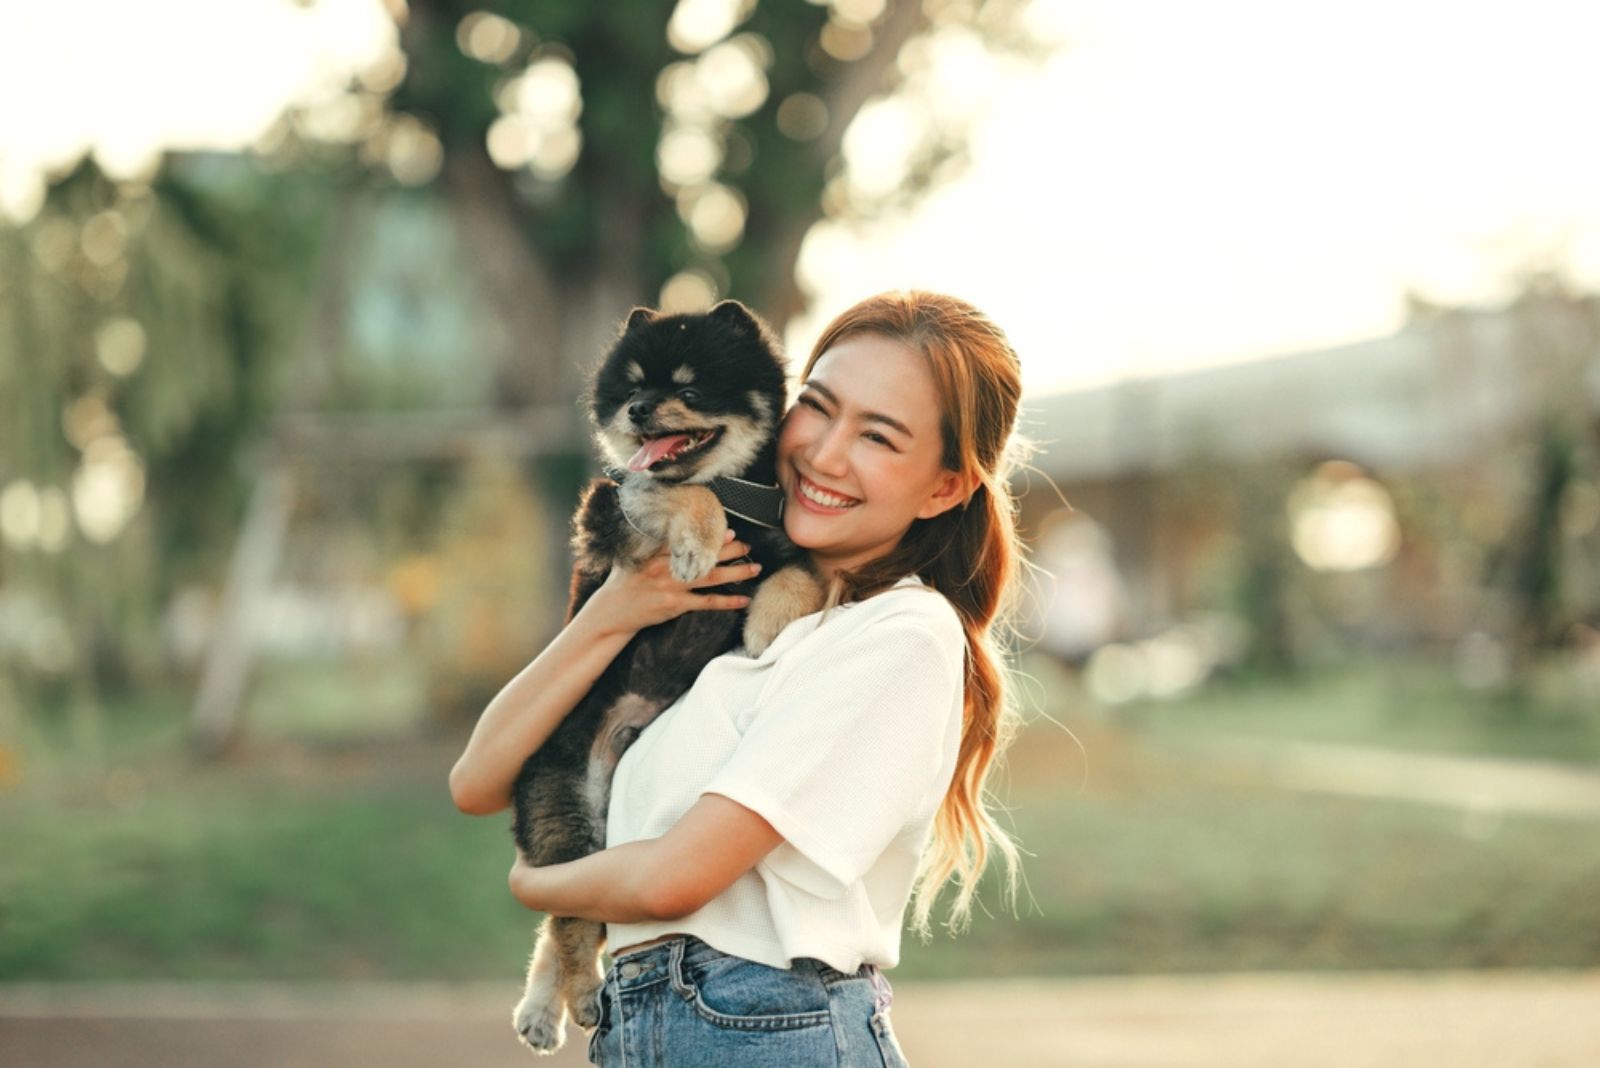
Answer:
[{"left": 604, "top": 467, "right": 786, "bottom": 529}]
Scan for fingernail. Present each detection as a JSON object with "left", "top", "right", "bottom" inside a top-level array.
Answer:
[
  {"left": 724, "top": 529, "right": 735, "bottom": 541},
  {"left": 750, "top": 563, "right": 761, "bottom": 572}
]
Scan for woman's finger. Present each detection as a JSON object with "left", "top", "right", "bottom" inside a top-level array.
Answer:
[
  {"left": 715, "top": 539, "right": 750, "bottom": 563},
  {"left": 692, "top": 560, "right": 761, "bottom": 588},
  {"left": 685, "top": 593, "right": 752, "bottom": 612}
]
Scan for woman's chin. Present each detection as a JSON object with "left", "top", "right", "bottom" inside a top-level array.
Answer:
[{"left": 784, "top": 511, "right": 849, "bottom": 553}]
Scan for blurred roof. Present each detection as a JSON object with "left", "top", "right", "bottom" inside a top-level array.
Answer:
[{"left": 1021, "top": 307, "right": 1600, "bottom": 480}]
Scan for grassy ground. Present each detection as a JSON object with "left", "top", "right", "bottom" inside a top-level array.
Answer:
[
  {"left": 1088, "top": 654, "right": 1600, "bottom": 764},
  {"left": 3, "top": 656, "right": 1598, "bottom": 982}
]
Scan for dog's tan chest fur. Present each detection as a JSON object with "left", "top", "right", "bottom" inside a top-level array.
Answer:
[{"left": 617, "top": 480, "right": 728, "bottom": 581}]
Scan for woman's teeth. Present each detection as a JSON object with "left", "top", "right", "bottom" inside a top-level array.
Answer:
[{"left": 799, "top": 477, "right": 859, "bottom": 509}]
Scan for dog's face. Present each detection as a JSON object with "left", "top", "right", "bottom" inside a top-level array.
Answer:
[{"left": 591, "top": 301, "right": 787, "bottom": 483}]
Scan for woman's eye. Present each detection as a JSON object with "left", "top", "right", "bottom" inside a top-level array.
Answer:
[
  {"left": 678, "top": 388, "right": 700, "bottom": 403},
  {"left": 799, "top": 396, "right": 825, "bottom": 413},
  {"left": 865, "top": 432, "right": 894, "bottom": 448}
]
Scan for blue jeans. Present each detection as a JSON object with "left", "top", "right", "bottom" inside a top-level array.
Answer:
[{"left": 587, "top": 935, "right": 910, "bottom": 1067}]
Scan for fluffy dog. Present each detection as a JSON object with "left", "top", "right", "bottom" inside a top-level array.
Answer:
[{"left": 510, "top": 300, "right": 822, "bottom": 1053}]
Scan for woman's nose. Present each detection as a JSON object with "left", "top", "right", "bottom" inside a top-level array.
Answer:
[{"left": 808, "top": 422, "right": 851, "bottom": 475}]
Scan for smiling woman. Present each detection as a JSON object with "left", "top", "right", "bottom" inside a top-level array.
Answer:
[{"left": 461, "top": 290, "right": 1029, "bottom": 1066}]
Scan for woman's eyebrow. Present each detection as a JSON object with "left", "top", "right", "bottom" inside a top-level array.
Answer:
[{"left": 803, "top": 380, "right": 915, "bottom": 439}]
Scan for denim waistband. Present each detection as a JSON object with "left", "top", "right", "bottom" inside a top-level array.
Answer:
[{"left": 606, "top": 935, "right": 882, "bottom": 997}]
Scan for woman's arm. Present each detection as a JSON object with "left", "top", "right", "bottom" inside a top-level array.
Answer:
[
  {"left": 508, "top": 794, "right": 783, "bottom": 922},
  {"left": 448, "top": 534, "right": 759, "bottom": 816}
]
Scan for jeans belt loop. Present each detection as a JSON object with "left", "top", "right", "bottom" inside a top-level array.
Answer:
[
  {"left": 867, "top": 965, "right": 892, "bottom": 1012},
  {"left": 667, "top": 938, "right": 694, "bottom": 1002}
]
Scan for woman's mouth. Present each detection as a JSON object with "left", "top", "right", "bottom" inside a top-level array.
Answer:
[{"left": 794, "top": 473, "right": 861, "bottom": 513}]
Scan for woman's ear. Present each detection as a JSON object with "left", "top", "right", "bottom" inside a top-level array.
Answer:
[{"left": 916, "top": 470, "right": 981, "bottom": 520}]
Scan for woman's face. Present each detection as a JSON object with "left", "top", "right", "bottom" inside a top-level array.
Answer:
[{"left": 776, "top": 333, "right": 970, "bottom": 579}]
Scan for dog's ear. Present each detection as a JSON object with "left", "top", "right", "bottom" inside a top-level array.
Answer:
[
  {"left": 622, "top": 307, "right": 656, "bottom": 334},
  {"left": 708, "top": 300, "right": 761, "bottom": 336}
]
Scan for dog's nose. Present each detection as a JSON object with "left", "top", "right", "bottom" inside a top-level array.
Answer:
[{"left": 628, "top": 399, "right": 655, "bottom": 423}]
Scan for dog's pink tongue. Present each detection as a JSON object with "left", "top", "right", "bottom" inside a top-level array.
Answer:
[{"left": 627, "top": 434, "right": 692, "bottom": 471}]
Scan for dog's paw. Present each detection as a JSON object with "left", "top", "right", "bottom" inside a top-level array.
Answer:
[
  {"left": 742, "top": 565, "right": 823, "bottom": 656},
  {"left": 569, "top": 987, "right": 603, "bottom": 1030},
  {"left": 562, "top": 963, "right": 606, "bottom": 1031},
  {"left": 669, "top": 537, "right": 719, "bottom": 583},
  {"left": 513, "top": 990, "right": 567, "bottom": 1054},
  {"left": 743, "top": 612, "right": 780, "bottom": 657}
]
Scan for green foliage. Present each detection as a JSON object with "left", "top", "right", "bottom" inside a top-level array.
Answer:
[
  {"left": 1, "top": 2, "right": 1038, "bottom": 747},
  {"left": 415, "top": 452, "right": 558, "bottom": 724},
  {"left": 0, "top": 159, "right": 329, "bottom": 705}
]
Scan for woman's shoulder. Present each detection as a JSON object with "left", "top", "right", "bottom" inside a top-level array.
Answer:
[{"left": 835, "top": 575, "right": 965, "bottom": 648}]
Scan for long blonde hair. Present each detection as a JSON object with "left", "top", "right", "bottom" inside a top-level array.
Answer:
[{"left": 801, "top": 291, "right": 1024, "bottom": 935}]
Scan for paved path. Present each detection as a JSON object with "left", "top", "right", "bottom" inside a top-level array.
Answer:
[{"left": 4, "top": 970, "right": 1598, "bottom": 1067}]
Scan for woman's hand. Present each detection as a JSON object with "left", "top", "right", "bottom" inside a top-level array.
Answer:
[
  {"left": 448, "top": 534, "right": 760, "bottom": 817},
  {"left": 582, "top": 531, "right": 760, "bottom": 638}
]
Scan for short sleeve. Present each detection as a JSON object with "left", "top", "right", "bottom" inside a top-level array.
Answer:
[{"left": 702, "top": 594, "right": 965, "bottom": 899}]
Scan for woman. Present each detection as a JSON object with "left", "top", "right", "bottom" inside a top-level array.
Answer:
[{"left": 450, "top": 291, "right": 1025, "bottom": 1065}]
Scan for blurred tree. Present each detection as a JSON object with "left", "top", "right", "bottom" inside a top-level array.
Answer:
[
  {"left": 1487, "top": 275, "right": 1600, "bottom": 692},
  {"left": 0, "top": 160, "right": 326, "bottom": 739},
  {"left": 355, "top": 0, "right": 1043, "bottom": 406},
  {"left": 3, "top": 0, "right": 1050, "bottom": 746},
  {"left": 237, "top": 0, "right": 1044, "bottom": 739}
]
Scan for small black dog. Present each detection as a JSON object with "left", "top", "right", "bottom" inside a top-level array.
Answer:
[{"left": 510, "top": 301, "right": 822, "bottom": 1053}]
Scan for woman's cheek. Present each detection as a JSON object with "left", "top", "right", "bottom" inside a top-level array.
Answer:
[{"left": 777, "top": 411, "right": 827, "bottom": 473}]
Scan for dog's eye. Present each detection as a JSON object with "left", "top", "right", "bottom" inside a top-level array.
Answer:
[
  {"left": 625, "top": 388, "right": 639, "bottom": 400},
  {"left": 678, "top": 388, "right": 701, "bottom": 404}
]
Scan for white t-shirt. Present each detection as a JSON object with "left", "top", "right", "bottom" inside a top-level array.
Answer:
[{"left": 604, "top": 574, "right": 966, "bottom": 974}]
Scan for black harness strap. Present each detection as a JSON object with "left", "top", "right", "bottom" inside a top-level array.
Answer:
[{"left": 603, "top": 467, "right": 785, "bottom": 529}]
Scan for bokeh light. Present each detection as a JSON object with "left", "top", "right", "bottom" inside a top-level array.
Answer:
[
  {"left": 657, "top": 124, "right": 723, "bottom": 189},
  {"left": 659, "top": 268, "right": 720, "bottom": 312},
  {"left": 776, "top": 92, "right": 829, "bottom": 141},
  {"left": 490, "top": 54, "right": 583, "bottom": 181},
  {"left": 1289, "top": 461, "right": 1401, "bottom": 572},
  {"left": 61, "top": 393, "right": 119, "bottom": 451},
  {"left": 509, "top": 57, "right": 582, "bottom": 124},
  {"left": 71, "top": 435, "right": 146, "bottom": 546},
  {"left": 678, "top": 182, "right": 746, "bottom": 253},
  {"left": 0, "top": 481, "right": 42, "bottom": 551},
  {"left": 79, "top": 210, "right": 127, "bottom": 266},
  {"left": 382, "top": 114, "right": 443, "bottom": 185},
  {"left": 667, "top": 0, "right": 755, "bottom": 55},
  {"left": 456, "top": 11, "right": 523, "bottom": 65},
  {"left": 840, "top": 95, "right": 927, "bottom": 200},
  {"left": 820, "top": 17, "right": 874, "bottom": 62},
  {"left": 695, "top": 36, "right": 769, "bottom": 119}
]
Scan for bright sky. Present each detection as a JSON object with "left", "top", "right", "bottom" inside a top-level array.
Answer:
[
  {"left": 0, "top": 0, "right": 394, "bottom": 188},
  {"left": 794, "top": 0, "right": 1600, "bottom": 395},
  {"left": 4, "top": 0, "right": 1599, "bottom": 398}
]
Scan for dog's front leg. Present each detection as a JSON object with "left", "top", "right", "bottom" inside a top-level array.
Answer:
[
  {"left": 619, "top": 482, "right": 726, "bottom": 581},
  {"left": 665, "top": 485, "right": 727, "bottom": 581},
  {"left": 744, "top": 564, "right": 825, "bottom": 655}
]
